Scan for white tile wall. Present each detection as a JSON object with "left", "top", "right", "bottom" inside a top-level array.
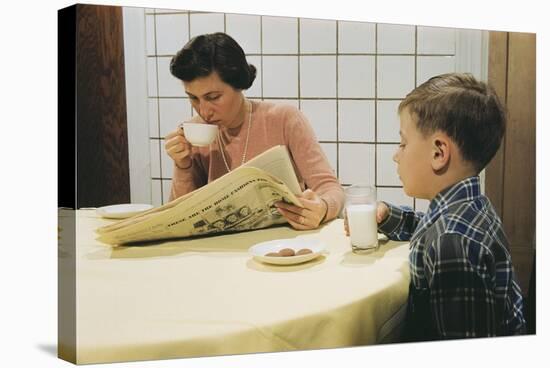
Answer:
[
  {"left": 145, "top": 15, "right": 156, "bottom": 55},
  {"left": 377, "top": 56, "right": 415, "bottom": 98},
  {"left": 339, "top": 144, "right": 375, "bottom": 185},
  {"left": 150, "top": 140, "right": 161, "bottom": 178},
  {"left": 151, "top": 179, "right": 162, "bottom": 206},
  {"left": 338, "top": 21, "right": 375, "bottom": 54},
  {"left": 300, "top": 56, "right": 336, "bottom": 98},
  {"left": 338, "top": 55, "right": 375, "bottom": 98},
  {"left": 417, "top": 56, "right": 455, "bottom": 86},
  {"left": 189, "top": 13, "right": 224, "bottom": 38},
  {"left": 147, "top": 57, "right": 158, "bottom": 97},
  {"left": 161, "top": 148, "right": 174, "bottom": 178},
  {"left": 300, "top": 100, "right": 337, "bottom": 141},
  {"left": 137, "top": 9, "right": 476, "bottom": 208},
  {"left": 319, "top": 143, "right": 337, "bottom": 174},
  {"left": 244, "top": 55, "right": 262, "bottom": 98},
  {"left": 263, "top": 56, "right": 298, "bottom": 97},
  {"left": 154, "top": 13, "right": 189, "bottom": 55},
  {"left": 377, "top": 24, "right": 415, "bottom": 54},
  {"left": 262, "top": 16, "right": 298, "bottom": 54},
  {"left": 300, "top": 19, "right": 337, "bottom": 54},
  {"left": 377, "top": 187, "right": 414, "bottom": 208},
  {"left": 162, "top": 180, "right": 172, "bottom": 204},
  {"left": 263, "top": 99, "right": 300, "bottom": 108},
  {"left": 338, "top": 100, "right": 375, "bottom": 142},
  {"left": 417, "top": 26, "right": 456, "bottom": 54},
  {"left": 377, "top": 100, "right": 401, "bottom": 142},
  {"left": 415, "top": 198, "right": 430, "bottom": 213},
  {"left": 158, "top": 98, "right": 192, "bottom": 137},
  {"left": 148, "top": 98, "right": 159, "bottom": 137},
  {"left": 157, "top": 57, "right": 185, "bottom": 97},
  {"left": 376, "top": 144, "right": 400, "bottom": 186},
  {"left": 226, "top": 14, "right": 261, "bottom": 54},
  {"left": 154, "top": 8, "right": 185, "bottom": 14}
]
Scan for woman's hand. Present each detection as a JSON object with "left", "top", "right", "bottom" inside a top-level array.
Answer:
[
  {"left": 164, "top": 126, "right": 193, "bottom": 169},
  {"left": 344, "top": 201, "right": 389, "bottom": 236},
  {"left": 275, "top": 189, "right": 328, "bottom": 230}
]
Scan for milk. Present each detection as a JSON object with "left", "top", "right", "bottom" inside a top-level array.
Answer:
[{"left": 347, "top": 204, "right": 378, "bottom": 249}]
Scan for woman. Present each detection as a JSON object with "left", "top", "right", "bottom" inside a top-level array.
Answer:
[{"left": 164, "top": 32, "right": 344, "bottom": 230}]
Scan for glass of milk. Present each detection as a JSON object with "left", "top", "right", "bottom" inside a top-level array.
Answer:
[{"left": 345, "top": 184, "right": 378, "bottom": 252}]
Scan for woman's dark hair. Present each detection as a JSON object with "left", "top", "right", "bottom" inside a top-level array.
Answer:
[
  {"left": 170, "top": 32, "right": 256, "bottom": 90},
  {"left": 398, "top": 73, "right": 506, "bottom": 173}
]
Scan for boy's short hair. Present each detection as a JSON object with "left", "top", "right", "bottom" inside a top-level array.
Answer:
[{"left": 398, "top": 73, "right": 506, "bottom": 172}]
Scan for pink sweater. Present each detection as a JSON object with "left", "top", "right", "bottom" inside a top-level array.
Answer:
[{"left": 170, "top": 101, "right": 344, "bottom": 222}]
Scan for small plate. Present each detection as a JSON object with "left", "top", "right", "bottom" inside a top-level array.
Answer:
[
  {"left": 96, "top": 203, "right": 154, "bottom": 219},
  {"left": 249, "top": 237, "right": 326, "bottom": 265}
]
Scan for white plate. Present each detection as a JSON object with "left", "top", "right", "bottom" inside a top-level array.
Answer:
[
  {"left": 96, "top": 203, "right": 154, "bottom": 219},
  {"left": 249, "top": 237, "right": 326, "bottom": 265}
]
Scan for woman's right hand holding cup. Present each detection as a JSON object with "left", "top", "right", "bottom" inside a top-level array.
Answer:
[{"left": 164, "top": 126, "right": 192, "bottom": 169}]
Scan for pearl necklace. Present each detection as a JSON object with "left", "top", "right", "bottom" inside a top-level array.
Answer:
[{"left": 217, "top": 99, "right": 253, "bottom": 173}]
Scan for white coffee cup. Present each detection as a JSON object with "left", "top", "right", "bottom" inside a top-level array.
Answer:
[
  {"left": 345, "top": 184, "right": 379, "bottom": 252},
  {"left": 181, "top": 122, "right": 218, "bottom": 146}
]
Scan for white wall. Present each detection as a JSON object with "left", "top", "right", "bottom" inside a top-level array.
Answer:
[{"left": 124, "top": 7, "right": 488, "bottom": 211}]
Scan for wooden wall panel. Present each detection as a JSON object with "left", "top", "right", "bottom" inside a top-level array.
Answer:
[
  {"left": 503, "top": 33, "right": 536, "bottom": 293},
  {"left": 486, "top": 32, "right": 536, "bottom": 296},
  {"left": 76, "top": 4, "right": 130, "bottom": 207},
  {"left": 485, "top": 32, "right": 508, "bottom": 217},
  {"left": 503, "top": 33, "right": 536, "bottom": 247}
]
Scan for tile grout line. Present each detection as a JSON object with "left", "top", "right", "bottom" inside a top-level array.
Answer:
[
  {"left": 335, "top": 21, "right": 339, "bottom": 179},
  {"left": 297, "top": 18, "right": 301, "bottom": 109},
  {"left": 260, "top": 15, "right": 264, "bottom": 101},
  {"left": 413, "top": 25, "right": 418, "bottom": 211},
  {"left": 153, "top": 10, "right": 164, "bottom": 205},
  {"left": 374, "top": 23, "right": 378, "bottom": 190}
]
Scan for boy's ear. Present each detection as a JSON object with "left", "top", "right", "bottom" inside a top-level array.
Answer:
[{"left": 431, "top": 134, "right": 451, "bottom": 172}]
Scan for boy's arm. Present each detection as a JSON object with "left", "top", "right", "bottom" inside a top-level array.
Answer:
[
  {"left": 425, "top": 233, "right": 496, "bottom": 338},
  {"left": 378, "top": 202, "right": 424, "bottom": 241}
]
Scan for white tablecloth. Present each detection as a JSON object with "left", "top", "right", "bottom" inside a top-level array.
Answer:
[{"left": 58, "top": 209, "right": 410, "bottom": 364}]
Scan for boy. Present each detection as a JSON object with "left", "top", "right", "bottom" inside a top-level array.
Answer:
[{"left": 366, "top": 73, "right": 525, "bottom": 340}]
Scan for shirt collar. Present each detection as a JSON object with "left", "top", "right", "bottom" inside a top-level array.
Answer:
[
  {"left": 428, "top": 175, "right": 481, "bottom": 215},
  {"left": 410, "top": 176, "right": 481, "bottom": 243}
]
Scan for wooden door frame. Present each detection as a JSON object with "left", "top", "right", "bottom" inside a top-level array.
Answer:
[{"left": 485, "top": 32, "right": 536, "bottom": 300}]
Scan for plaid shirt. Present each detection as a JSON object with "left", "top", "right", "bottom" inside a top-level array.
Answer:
[{"left": 379, "top": 176, "right": 526, "bottom": 339}]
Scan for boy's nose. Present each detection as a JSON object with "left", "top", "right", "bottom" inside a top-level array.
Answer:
[{"left": 392, "top": 150, "right": 399, "bottom": 163}]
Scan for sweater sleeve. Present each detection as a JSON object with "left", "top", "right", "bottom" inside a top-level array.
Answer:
[
  {"left": 283, "top": 107, "right": 345, "bottom": 222},
  {"left": 169, "top": 152, "right": 208, "bottom": 201}
]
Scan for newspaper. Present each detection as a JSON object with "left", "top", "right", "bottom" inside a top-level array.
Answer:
[{"left": 96, "top": 145, "right": 303, "bottom": 246}]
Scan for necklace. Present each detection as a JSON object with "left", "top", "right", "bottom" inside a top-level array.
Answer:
[{"left": 217, "top": 99, "right": 253, "bottom": 173}]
